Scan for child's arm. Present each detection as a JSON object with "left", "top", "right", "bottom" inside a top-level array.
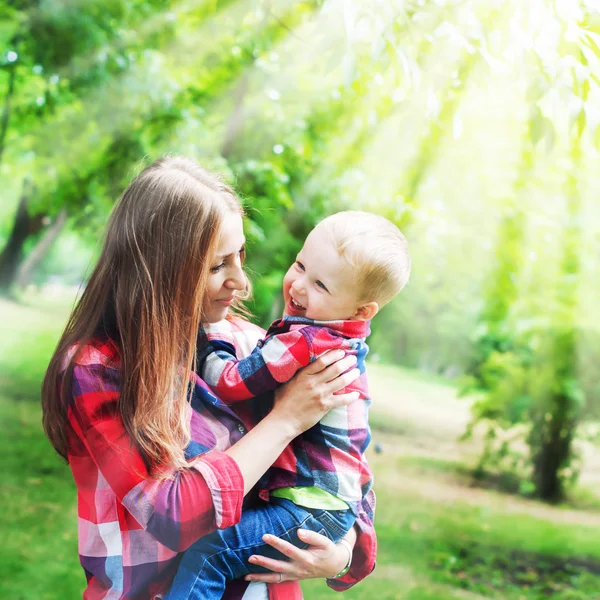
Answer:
[
  {"left": 198, "top": 323, "right": 347, "bottom": 403},
  {"left": 198, "top": 323, "right": 312, "bottom": 402},
  {"left": 327, "top": 489, "right": 377, "bottom": 590}
]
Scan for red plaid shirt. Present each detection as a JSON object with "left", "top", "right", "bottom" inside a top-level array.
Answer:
[{"left": 62, "top": 319, "right": 376, "bottom": 599}]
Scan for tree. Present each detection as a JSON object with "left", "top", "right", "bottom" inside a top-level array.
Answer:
[
  {"left": 463, "top": 0, "right": 600, "bottom": 500},
  {"left": 0, "top": 0, "right": 179, "bottom": 292},
  {"left": 0, "top": 177, "right": 39, "bottom": 289}
]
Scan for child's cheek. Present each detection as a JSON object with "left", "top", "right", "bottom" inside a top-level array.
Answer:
[{"left": 282, "top": 278, "right": 292, "bottom": 302}]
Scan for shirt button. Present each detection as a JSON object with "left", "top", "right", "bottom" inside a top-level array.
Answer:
[{"left": 238, "top": 424, "right": 246, "bottom": 434}]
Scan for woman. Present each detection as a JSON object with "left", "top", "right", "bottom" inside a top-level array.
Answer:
[{"left": 42, "top": 156, "right": 376, "bottom": 599}]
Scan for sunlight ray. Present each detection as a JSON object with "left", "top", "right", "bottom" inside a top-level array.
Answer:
[{"left": 5, "top": 0, "right": 307, "bottom": 186}]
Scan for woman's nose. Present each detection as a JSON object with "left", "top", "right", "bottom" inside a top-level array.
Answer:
[{"left": 225, "top": 264, "right": 246, "bottom": 291}]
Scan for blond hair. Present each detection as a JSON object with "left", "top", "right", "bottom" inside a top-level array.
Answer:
[
  {"left": 317, "top": 211, "right": 410, "bottom": 307},
  {"left": 42, "top": 156, "right": 244, "bottom": 476}
]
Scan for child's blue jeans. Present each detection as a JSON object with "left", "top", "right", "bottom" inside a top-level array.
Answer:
[{"left": 165, "top": 496, "right": 356, "bottom": 600}]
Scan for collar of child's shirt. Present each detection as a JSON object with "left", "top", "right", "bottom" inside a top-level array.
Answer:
[{"left": 268, "top": 315, "right": 370, "bottom": 339}]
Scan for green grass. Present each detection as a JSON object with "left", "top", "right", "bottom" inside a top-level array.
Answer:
[
  {"left": 0, "top": 296, "right": 73, "bottom": 399},
  {"left": 2, "top": 295, "right": 600, "bottom": 599},
  {"left": 0, "top": 394, "right": 83, "bottom": 597},
  {"left": 0, "top": 296, "right": 83, "bottom": 597}
]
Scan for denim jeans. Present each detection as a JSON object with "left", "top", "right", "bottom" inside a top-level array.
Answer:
[{"left": 165, "top": 497, "right": 356, "bottom": 600}]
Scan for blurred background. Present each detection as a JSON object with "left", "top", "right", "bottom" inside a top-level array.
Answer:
[{"left": 1, "top": 0, "right": 600, "bottom": 598}]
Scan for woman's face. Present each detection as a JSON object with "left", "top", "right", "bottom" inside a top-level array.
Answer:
[{"left": 202, "top": 211, "right": 246, "bottom": 323}]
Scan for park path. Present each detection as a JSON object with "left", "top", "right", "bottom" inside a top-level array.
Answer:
[
  {"left": 367, "top": 363, "right": 600, "bottom": 526},
  {"left": 371, "top": 431, "right": 600, "bottom": 528}
]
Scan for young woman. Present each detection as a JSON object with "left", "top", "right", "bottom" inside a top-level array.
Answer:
[{"left": 42, "top": 156, "right": 376, "bottom": 599}]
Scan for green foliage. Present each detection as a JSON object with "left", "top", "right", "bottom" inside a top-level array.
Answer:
[
  {"left": 465, "top": 318, "right": 592, "bottom": 500},
  {"left": 461, "top": 2, "right": 600, "bottom": 503},
  {"left": 2, "top": 3, "right": 600, "bottom": 597}
]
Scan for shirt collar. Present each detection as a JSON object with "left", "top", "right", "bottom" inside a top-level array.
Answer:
[{"left": 271, "top": 315, "right": 370, "bottom": 338}]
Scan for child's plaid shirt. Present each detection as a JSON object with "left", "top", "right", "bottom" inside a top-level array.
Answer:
[
  {"left": 198, "top": 316, "right": 374, "bottom": 521},
  {"left": 63, "top": 318, "right": 376, "bottom": 600}
]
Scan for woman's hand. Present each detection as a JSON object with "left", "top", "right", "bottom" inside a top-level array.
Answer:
[
  {"left": 272, "top": 350, "right": 360, "bottom": 436},
  {"left": 244, "top": 529, "right": 352, "bottom": 583}
]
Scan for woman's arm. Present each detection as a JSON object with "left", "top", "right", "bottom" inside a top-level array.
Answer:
[
  {"left": 239, "top": 485, "right": 377, "bottom": 587},
  {"left": 69, "top": 363, "right": 245, "bottom": 552},
  {"left": 243, "top": 528, "right": 355, "bottom": 583}
]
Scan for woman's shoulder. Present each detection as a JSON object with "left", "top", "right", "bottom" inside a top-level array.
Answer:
[
  {"left": 225, "top": 316, "right": 266, "bottom": 358},
  {"left": 56, "top": 338, "right": 121, "bottom": 420},
  {"left": 60, "top": 337, "right": 121, "bottom": 374},
  {"left": 227, "top": 315, "right": 265, "bottom": 336}
]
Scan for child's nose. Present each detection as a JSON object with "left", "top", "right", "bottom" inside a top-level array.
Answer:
[{"left": 291, "top": 279, "right": 306, "bottom": 295}]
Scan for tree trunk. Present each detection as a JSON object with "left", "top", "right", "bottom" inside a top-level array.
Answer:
[
  {"left": 15, "top": 208, "right": 68, "bottom": 289},
  {"left": 533, "top": 402, "right": 574, "bottom": 502},
  {"left": 532, "top": 133, "right": 582, "bottom": 502},
  {"left": 0, "top": 179, "right": 46, "bottom": 292}
]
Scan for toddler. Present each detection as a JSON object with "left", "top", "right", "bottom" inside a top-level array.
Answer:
[{"left": 167, "top": 211, "right": 410, "bottom": 599}]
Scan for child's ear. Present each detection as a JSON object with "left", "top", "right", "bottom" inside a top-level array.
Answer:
[{"left": 353, "top": 302, "right": 379, "bottom": 321}]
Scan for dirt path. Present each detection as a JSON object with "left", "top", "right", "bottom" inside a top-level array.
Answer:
[
  {"left": 367, "top": 361, "right": 600, "bottom": 509},
  {"left": 369, "top": 429, "right": 600, "bottom": 528}
]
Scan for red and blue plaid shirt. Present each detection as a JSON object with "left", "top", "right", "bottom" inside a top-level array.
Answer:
[
  {"left": 62, "top": 317, "right": 376, "bottom": 599},
  {"left": 199, "top": 316, "right": 374, "bottom": 520}
]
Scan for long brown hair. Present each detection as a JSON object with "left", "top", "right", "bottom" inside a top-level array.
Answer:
[{"left": 42, "top": 156, "right": 243, "bottom": 474}]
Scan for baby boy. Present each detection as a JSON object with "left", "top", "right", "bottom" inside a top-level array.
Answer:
[{"left": 167, "top": 211, "right": 411, "bottom": 599}]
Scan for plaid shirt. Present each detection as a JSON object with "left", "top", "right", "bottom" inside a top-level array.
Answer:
[
  {"left": 63, "top": 320, "right": 375, "bottom": 600},
  {"left": 199, "top": 316, "right": 374, "bottom": 520}
]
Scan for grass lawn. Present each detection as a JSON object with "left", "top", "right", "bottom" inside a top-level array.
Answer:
[
  {"left": 1, "top": 296, "right": 600, "bottom": 599},
  {"left": 0, "top": 392, "right": 83, "bottom": 598}
]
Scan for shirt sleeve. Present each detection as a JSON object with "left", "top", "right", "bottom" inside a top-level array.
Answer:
[
  {"left": 68, "top": 360, "right": 244, "bottom": 553},
  {"left": 198, "top": 326, "right": 313, "bottom": 403},
  {"left": 326, "top": 488, "right": 377, "bottom": 591}
]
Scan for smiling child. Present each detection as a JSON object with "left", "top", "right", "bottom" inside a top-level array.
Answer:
[{"left": 167, "top": 211, "right": 411, "bottom": 600}]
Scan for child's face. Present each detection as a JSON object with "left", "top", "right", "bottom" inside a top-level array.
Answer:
[{"left": 282, "top": 225, "right": 362, "bottom": 321}]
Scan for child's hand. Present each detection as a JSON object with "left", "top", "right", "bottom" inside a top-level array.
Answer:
[
  {"left": 272, "top": 350, "right": 360, "bottom": 435},
  {"left": 245, "top": 528, "right": 352, "bottom": 583}
]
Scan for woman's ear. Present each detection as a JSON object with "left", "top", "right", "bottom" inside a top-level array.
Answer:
[{"left": 353, "top": 302, "right": 379, "bottom": 321}]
